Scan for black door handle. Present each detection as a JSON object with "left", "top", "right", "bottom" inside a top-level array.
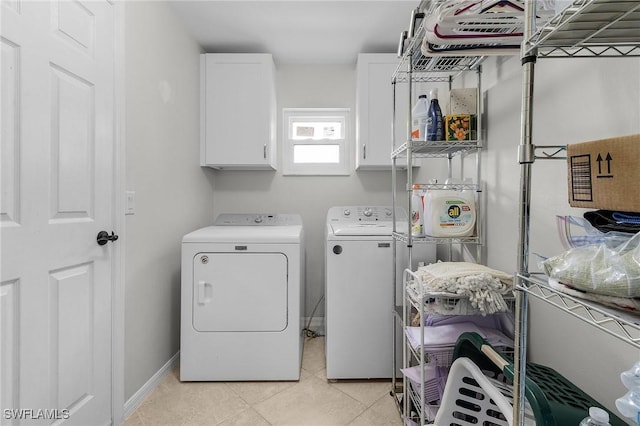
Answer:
[{"left": 97, "top": 230, "right": 119, "bottom": 246}]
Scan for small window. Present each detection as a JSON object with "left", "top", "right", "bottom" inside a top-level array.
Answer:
[{"left": 282, "top": 108, "right": 350, "bottom": 175}]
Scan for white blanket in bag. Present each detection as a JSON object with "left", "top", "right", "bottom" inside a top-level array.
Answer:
[{"left": 413, "top": 262, "right": 514, "bottom": 315}]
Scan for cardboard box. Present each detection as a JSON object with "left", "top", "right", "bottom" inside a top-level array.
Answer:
[
  {"left": 445, "top": 114, "right": 477, "bottom": 141},
  {"left": 449, "top": 88, "right": 477, "bottom": 115},
  {"left": 567, "top": 134, "right": 640, "bottom": 212}
]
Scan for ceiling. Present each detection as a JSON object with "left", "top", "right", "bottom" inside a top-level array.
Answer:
[{"left": 168, "top": 1, "right": 417, "bottom": 65}]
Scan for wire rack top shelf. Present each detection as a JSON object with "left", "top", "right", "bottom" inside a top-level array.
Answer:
[
  {"left": 392, "top": 140, "right": 480, "bottom": 159},
  {"left": 526, "top": 0, "right": 640, "bottom": 58},
  {"left": 393, "top": 0, "right": 557, "bottom": 82},
  {"left": 393, "top": 54, "right": 486, "bottom": 83},
  {"left": 393, "top": 1, "right": 488, "bottom": 82},
  {"left": 517, "top": 273, "right": 640, "bottom": 349}
]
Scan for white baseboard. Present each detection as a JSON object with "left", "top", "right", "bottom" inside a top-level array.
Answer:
[
  {"left": 303, "top": 316, "right": 325, "bottom": 336},
  {"left": 123, "top": 352, "right": 180, "bottom": 420}
]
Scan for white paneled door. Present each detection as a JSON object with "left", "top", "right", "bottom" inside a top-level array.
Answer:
[{"left": 1, "top": 1, "right": 116, "bottom": 425}]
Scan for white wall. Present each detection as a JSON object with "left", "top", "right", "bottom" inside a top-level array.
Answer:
[
  {"left": 202, "top": 57, "right": 640, "bottom": 417},
  {"left": 124, "top": 1, "right": 214, "bottom": 400},
  {"left": 480, "top": 54, "right": 640, "bottom": 418},
  {"left": 121, "top": 2, "right": 640, "bottom": 418},
  {"left": 210, "top": 64, "right": 409, "bottom": 327}
]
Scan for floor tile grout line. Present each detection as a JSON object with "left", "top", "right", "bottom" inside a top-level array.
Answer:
[
  {"left": 221, "top": 337, "right": 319, "bottom": 408},
  {"left": 213, "top": 406, "right": 274, "bottom": 426},
  {"left": 325, "top": 379, "right": 395, "bottom": 409},
  {"left": 124, "top": 336, "right": 403, "bottom": 426},
  {"left": 252, "top": 372, "right": 369, "bottom": 426},
  {"left": 224, "top": 378, "right": 298, "bottom": 407}
]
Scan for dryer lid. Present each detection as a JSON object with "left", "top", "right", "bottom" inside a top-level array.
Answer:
[
  {"left": 182, "top": 224, "right": 302, "bottom": 244},
  {"left": 214, "top": 213, "right": 302, "bottom": 226}
]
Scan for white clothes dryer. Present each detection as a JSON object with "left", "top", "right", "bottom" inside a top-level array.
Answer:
[
  {"left": 180, "top": 214, "right": 304, "bottom": 381},
  {"left": 325, "top": 206, "right": 435, "bottom": 379}
]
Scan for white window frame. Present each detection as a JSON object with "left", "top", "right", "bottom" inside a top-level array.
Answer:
[{"left": 282, "top": 108, "right": 351, "bottom": 176}]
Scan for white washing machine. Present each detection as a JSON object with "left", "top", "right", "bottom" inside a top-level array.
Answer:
[
  {"left": 325, "top": 206, "right": 435, "bottom": 379},
  {"left": 180, "top": 213, "right": 304, "bottom": 381}
]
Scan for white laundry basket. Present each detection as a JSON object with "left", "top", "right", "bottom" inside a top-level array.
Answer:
[
  {"left": 426, "top": 332, "right": 626, "bottom": 426},
  {"left": 427, "top": 357, "right": 526, "bottom": 426}
]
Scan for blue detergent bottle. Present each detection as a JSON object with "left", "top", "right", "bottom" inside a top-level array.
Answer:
[{"left": 426, "top": 88, "right": 444, "bottom": 141}]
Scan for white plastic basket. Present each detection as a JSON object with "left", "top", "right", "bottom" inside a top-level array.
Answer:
[{"left": 427, "top": 357, "right": 535, "bottom": 426}]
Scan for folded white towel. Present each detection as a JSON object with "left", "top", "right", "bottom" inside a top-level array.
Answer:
[
  {"left": 416, "top": 262, "right": 513, "bottom": 285},
  {"left": 413, "top": 262, "right": 513, "bottom": 315}
]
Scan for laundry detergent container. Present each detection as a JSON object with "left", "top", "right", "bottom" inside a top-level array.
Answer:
[{"left": 424, "top": 189, "right": 476, "bottom": 237}]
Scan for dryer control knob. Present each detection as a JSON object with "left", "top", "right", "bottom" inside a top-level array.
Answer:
[
  {"left": 254, "top": 216, "right": 263, "bottom": 224},
  {"left": 363, "top": 208, "right": 373, "bottom": 217},
  {"left": 343, "top": 209, "right": 351, "bottom": 217}
]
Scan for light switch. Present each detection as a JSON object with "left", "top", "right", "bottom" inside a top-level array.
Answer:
[{"left": 125, "top": 191, "right": 135, "bottom": 215}]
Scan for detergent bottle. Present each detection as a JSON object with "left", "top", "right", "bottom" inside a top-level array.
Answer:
[
  {"left": 411, "top": 95, "right": 428, "bottom": 140},
  {"left": 426, "top": 88, "right": 444, "bottom": 141},
  {"left": 423, "top": 182, "right": 476, "bottom": 237},
  {"left": 411, "top": 184, "right": 424, "bottom": 237}
]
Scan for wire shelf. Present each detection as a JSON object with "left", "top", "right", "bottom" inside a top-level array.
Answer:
[
  {"left": 393, "top": 54, "right": 486, "bottom": 83},
  {"left": 406, "top": 384, "right": 441, "bottom": 424},
  {"left": 410, "top": 182, "right": 481, "bottom": 191},
  {"left": 516, "top": 273, "right": 640, "bottom": 349},
  {"left": 393, "top": 2, "right": 487, "bottom": 81},
  {"left": 392, "top": 140, "right": 480, "bottom": 159},
  {"left": 393, "top": 232, "right": 481, "bottom": 245},
  {"left": 526, "top": 0, "right": 640, "bottom": 58}
]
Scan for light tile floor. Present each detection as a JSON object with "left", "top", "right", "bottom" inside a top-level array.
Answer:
[{"left": 123, "top": 336, "right": 404, "bottom": 426}]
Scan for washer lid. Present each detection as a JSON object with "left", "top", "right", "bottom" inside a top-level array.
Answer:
[
  {"left": 330, "top": 223, "right": 394, "bottom": 236},
  {"left": 326, "top": 206, "right": 407, "bottom": 236}
]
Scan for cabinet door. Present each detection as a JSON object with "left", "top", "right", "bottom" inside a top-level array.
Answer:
[
  {"left": 201, "top": 54, "right": 276, "bottom": 170},
  {"left": 356, "top": 54, "right": 410, "bottom": 170}
]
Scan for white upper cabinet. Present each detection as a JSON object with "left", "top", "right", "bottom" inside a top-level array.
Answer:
[
  {"left": 356, "top": 53, "right": 409, "bottom": 170},
  {"left": 200, "top": 53, "right": 277, "bottom": 170}
]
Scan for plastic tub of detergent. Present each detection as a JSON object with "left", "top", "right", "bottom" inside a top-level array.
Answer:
[{"left": 424, "top": 187, "right": 476, "bottom": 237}]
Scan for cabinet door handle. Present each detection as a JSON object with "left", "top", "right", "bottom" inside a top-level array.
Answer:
[
  {"left": 363, "top": 144, "right": 367, "bottom": 159},
  {"left": 397, "top": 31, "right": 408, "bottom": 57},
  {"left": 263, "top": 144, "right": 267, "bottom": 159},
  {"left": 408, "top": 8, "right": 425, "bottom": 38}
]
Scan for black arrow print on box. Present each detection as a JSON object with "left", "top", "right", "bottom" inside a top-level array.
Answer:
[{"left": 596, "top": 152, "right": 613, "bottom": 178}]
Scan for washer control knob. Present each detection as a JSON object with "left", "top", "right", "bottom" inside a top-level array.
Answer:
[
  {"left": 343, "top": 209, "right": 351, "bottom": 217},
  {"left": 363, "top": 208, "right": 373, "bottom": 217},
  {"left": 385, "top": 208, "right": 392, "bottom": 217},
  {"left": 254, "top": 216, "right": 263, "bottom": 224}
]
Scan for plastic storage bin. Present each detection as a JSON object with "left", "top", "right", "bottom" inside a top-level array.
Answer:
[{"left": 431, "top": 332, "right": 627, "bottom": 426}]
